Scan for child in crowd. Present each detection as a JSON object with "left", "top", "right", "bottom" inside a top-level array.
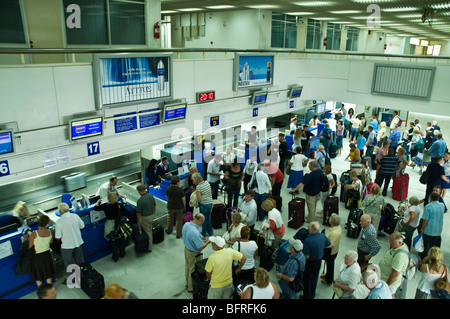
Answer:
[
  {"left": 345, "top": 143, "right": 360, "bottom": 162},
  {"left": 356, "top": 131, "right": 366, "bottom": 155}
]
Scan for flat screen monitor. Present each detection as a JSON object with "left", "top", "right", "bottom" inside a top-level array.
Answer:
[
  {"left": 0, "top": 130, "right": 14, "bottom": 155},
  {"left": 234, "top": 53, "right": 274, "bottom": 91},
  {"left": 70, "top": 116, "right": 103, "bottom": 142},
  {"left": 289, "top": 86, "right": 303, "bottom": 98},
  {"left": 163, "top": 102, "right": 187, "bottom": 122},
  {"left": 315, "top": 103, "right": 326, "bottom": 114},
  {"left": 252, "top": 91, "right": 268, "bottom": 105}
]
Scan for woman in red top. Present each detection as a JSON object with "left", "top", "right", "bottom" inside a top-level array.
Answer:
[{"left": 261, "top": 199, "right": 285, "bottom": 249}]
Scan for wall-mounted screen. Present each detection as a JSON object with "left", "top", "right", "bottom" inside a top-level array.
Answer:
[
  {"left": 289, "top": 86, "right": 303, "bottom": 98},
  {"left": 0, "top": 131, "right": 14, "bottom": 155},
  {"left": 70, "top": 116, "right": 103, "bottom": 141},
  {"left": 163, "top": 103, "right": 187, "bottom": 122},
  {"left": 252, "top": 91, "right": 268, "bottom": 105},
  {"left": 93, "top": 53, "right": 172, "bottom": 109},
  {"left": 234, "top": 53, "right": 274, "bottom": 91},
  {"left": 315, "top": 103, "right": 326, "bottom": 114}
]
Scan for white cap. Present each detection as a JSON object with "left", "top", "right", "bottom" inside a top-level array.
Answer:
[
  {"left": 289, "top": 238, "right": 303, "bottom": 251},
  {"left": 209, "top": 236, "right": 226, "bottom": 248}
]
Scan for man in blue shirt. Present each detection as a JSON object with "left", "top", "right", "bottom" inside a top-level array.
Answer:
[
  {"left": 303, "top": 221, "right": 332, "bottom": 299},
  {"left": 292, "top": 161, "right": 322, "bottom": 223},
  {"left": 182, "top": 213, "right": 211, "bottom": 292},
  {"left": 388, "top": 124, "right": 401, "bottom": 154},
  {"left": 276, "top": 238, "right": 306, "bottom": 299},
  {"left": 365, "top": 125, "right": 377, "bottom": 157},
  {"left": 420, "top": 193, "right": 446, "bottom": 258},
  {"left": 428, "top": 133, "right": 447, "bottom": 162}
]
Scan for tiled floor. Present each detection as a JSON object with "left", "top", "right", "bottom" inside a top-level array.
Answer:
[{"left": 21, "top": 134, "right": 449, "bottom": 299}]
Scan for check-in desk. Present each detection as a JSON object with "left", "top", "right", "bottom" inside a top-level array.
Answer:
[
  {"left": 285, "top": 125, "right": 323, "bottom": 154},
  {"left": 0, "top": 196, "right": 136, "bottom": 299}
]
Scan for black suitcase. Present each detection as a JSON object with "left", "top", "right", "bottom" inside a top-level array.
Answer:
[
  {"left": 191, "top": 258, "right": 209, "bottom": 299},
  {"left": 339, "top": 172, "right": 351, "bottom": 203},
  {"left": 270, "top": 194, "right": 283, "bottom": 211},
  {"left": 132, "top": 224, "right": 149, "bottom": 253},
  {"left": 329, "top": 142, "right": 337, "bottom": 158},
  {"left": 288, "top": 197, "right": 305, "bottom": 229},
  {"left": 323, "top": 195, "right": 339, "bottom": 226},
  {"left": 211, "top": 202, "right": 226, "bottom": 229},
  {"left": 346, "top": 208, "right": 363, "bottom": 238},
  {"left": 259, "top": 245, "right": 274, "bottom": 271},
  {"left": 330, "top": 173, "right": 338, "bottom": 196},
  {"left": 152, "top": 224, "right": 164, "bottom": 244},
  {"left": 293, "top": 228, "right": 309, "bottom": 242},
  {"left": 79, "top": 262, "right": 105, "bottom": 299},
  {"left": 383, "top": 203, "right": 398, "bottom": 235}
]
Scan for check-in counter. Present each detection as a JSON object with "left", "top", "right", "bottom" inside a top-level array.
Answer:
[
  {"left": 0, "top": 195, "right": 136, "bottom": 299},
  {"left": 285, "top": 124, "right": 323, "bottom": 154}
]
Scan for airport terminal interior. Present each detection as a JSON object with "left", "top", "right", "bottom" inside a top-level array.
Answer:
[{"left": 1, "top": 0, "right": 450, "bottom": 300}]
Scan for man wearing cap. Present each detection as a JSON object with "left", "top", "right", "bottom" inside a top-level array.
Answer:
[
  {"left": 205, "top": 236, "right": 247, "bottom": 299},
  {"left": 182, "top": 213, "right": 211, "bottom": 293},
  {"left": 276, "top": 238, "right": 306, "bottom": 299}
]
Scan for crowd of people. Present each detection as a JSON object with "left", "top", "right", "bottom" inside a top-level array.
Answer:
[{"left": 22, "top": 108, "right": 450, "bottom": 300}]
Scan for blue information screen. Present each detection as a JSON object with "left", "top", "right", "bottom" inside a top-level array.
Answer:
[
  {"left": 291, "top": 88, "right": 302, "bottom": 98},
  {"left": 0, "top": 132, "right": 14, "bottom": 155},
  {"left": 253, "top": 92, "right": 267, "bottom": 105},
  {"left": 71, "top": 117, "right": 103, "bottom": 141},
  {"left": 164, "top": 104, "right": 187, "bottom": 122}
]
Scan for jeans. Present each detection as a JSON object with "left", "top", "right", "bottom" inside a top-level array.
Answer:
[
  {"left": 365, "top": 145, "right": 374, "bottom": 157},
  {"left": 199, "top": 203, "right": 213, "bottom": 237},
  {"left": 375, "top": 172, "right": 392, "bottom": 196},
  {"left": 254, "top": 192, "right": 268, "bottom": 220},
  {"left": 210, "top": 180, "right": 220, "bottom": 200},
  {"left": 227, "top": 190, "right": 240, "bottom": 208}
]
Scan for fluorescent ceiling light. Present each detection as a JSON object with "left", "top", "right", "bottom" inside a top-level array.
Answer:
[
  {"left": 381, "top": 23, "right": 404, "bottom": 26},
  {"left": 383, "top": 7, "right": 418, "bottom": 12},
  {"left": 351, "top": 0, "right": 396, "bottom": 3},
  {"left": 286, "top": 12, "right": 315, "bottom": 15},
  {"left": 205, "top": 5, "right": 235, "bottom": 9},
  {"left": 246, "top": 5, "right": 279, "bottom": 9},
  {"left": 333, "top": 21, "right": 356, "bottom": 24},
  {"left": 161, "top": 10, "right": 177, "bottom": 14},
  {"left": 313, "top": 17, "right": 337, "bottom": 20},
  {"left": 329, "top": 10, "right": 361, "bottom": 14},
  {"left": 396, "top": 14, "right": 423, "bottom": 18},
  {"left": 431, "top": 3, "right": 450, "bottom": 9},
  {"left": 178, "top": 8, "right": 203, "bottom": 12},
  {"left": 295, "top": 1, "right": 334, "bottom": 6}
]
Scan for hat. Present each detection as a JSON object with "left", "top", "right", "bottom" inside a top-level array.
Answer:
[
  {"left": 430, "top": 289, "right": 450, "bottom": 300},
  {"left": 289, "top": 238, "right": 303, "bottom": 252},
  {"left": 209, "top": 236, "right": 226, "bottom": 248}
]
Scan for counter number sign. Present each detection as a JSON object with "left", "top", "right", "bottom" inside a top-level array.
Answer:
[
  {"left": 87, "top": 142, "right": 100, "bottom": 156},
  {"left": 0, "top": 160, "right": 10, "bottom": 177}
]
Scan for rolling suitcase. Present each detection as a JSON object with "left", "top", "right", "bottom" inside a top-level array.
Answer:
[
  {"left": 132, "top": 224, "right": 149, "bottom": 253},
  {"left": 211, "top": 201, "right": 226, "bottom": 229},
  {"left": 330, "top": 173, "right": 338, "bottom": 196},
  {"left": 339, "top": 171, "right": 351, "bottom": 203},
  {"left": 288, "top": 197, "right": 305, "bottom": 229},
  {"left": 323, "top": 195, "right": 339, "bottom": 226},
  {"left": 346, "top": 208, "right": 363, "bottom": 238},
  {"left": 152, "top": 224, "right": 165, "bottom": 244},
  {"left": 329, "top": 142, "right": 337, "bottom": 159},
  {"left": 392, "top": 173, "right": 409, "bottom": 201},
  {"left": 183, "top": 211, "right": 193, "bottom": 225},
  {"left": 274, "top": 240, "right": 291, "bottom": 267},
  {"left": 79, "top": 262, "right": 105, "bottom": 299},
  {"left": 259, "top": 245, "right": 274, "bottom": 271}
]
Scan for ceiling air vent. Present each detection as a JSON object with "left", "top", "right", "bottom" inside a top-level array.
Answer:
[{"left": 371, "top": 63, "right": 436, "bottom": 100}]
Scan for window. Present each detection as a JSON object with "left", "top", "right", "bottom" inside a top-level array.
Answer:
[
  {"left": 306, "top": 18, "right": 321, "bottom": 50},
  {"left": 346, "top": 26, "right": 359, "bottom": 51},
  {"left": 326, "top": 22, "right": 341, "bottom": 51},
  {"left": 271, "top": 13, "right": 297, "bottom": 49},
  {"left": 0, "top": 0, "right": 26, "bottom": 44},
  {"left": 63, "top": 0, "right": 145, "bottom": 45}
]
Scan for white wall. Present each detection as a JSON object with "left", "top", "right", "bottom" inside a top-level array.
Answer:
[{"left": 1, "top": 55, "right": 450, "bottom": 184}]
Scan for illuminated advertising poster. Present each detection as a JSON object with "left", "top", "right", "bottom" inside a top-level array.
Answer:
[
  {"left": 235, "top": 54, "right": 274, "bottom": 90},
  {"left": 93, "top": 53, "right": 172, "bottom": 108}
]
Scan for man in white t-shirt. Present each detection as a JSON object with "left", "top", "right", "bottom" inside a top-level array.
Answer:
[
  {"left": 96, "top": 176, "right": 126, "bottom": 203},
  {"left": 390, "top": 111, "right": 401, "bottom": 131},
  {"left": 239, "top": 190, "right": 258, "bottom": 231},
  {"left": 327, "top": 114, "right": 337, "bottom": 144},
  {"left": 54, "top": 202, "right": 85, "bottom": 284}
]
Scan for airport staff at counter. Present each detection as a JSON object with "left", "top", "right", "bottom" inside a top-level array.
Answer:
[{"left": 96, "top": 176, "right": 126, "bottom": 202}]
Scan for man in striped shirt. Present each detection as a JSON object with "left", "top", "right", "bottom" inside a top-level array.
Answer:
[
  {"left": 357, "top": 214, "right": 381, "bottom": 266},
  {"left": 375, "top": 148, "right": 399, "bottom": 196}
]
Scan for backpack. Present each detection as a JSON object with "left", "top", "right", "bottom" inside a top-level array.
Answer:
[
  {"left": 324, "top": 129, "right": 331, "bottom": 140},
  {"left": 320, "top": 151, "right": 331, "bottom": 167},
  {"left": 288, "top": 258, "right": 304, "bottom": 292},
  {"left": 320, "top": 173, "right": 329, "bottom": 193},
  {"left": 393, "top": 248, "right": 419, "bottom": 280}
]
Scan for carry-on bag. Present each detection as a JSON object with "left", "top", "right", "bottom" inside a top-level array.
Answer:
[
  {"left": 323, "top": 195, "right": 339, "bottom": 226},
  {"left": 288, "top": 197, "right": 305, "bottom": 229},
  {"left": 392, "top": 173, "right": 409, "bottom": 201},
  {"left": 79, "top": 262, "right": 105, "bottom": 299},
  {"left": 346, "top": 208, "right": 363, "bottom": 239},
  {"left": 132, "top": 223, "right": 149, "bottom": 253}
]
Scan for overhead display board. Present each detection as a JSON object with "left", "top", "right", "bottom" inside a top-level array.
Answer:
[{"left": 93, "top": 53, "right": 172, "bottom": 109}]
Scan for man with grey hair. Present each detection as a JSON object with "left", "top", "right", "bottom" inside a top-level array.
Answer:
[
  {"left": 303, "top": 221, "right": 332, "bottom": 299},
  {"left": 333, "top": 250, "right": 361, "bottom": 299},
  {"left": 387, "top": 123, "right": 401, "bottom": 154},
  {"left": 379, "top": 232, "right": 410, "bottom": 299},
  {"left": 428, "top": 132, "right": 447, "bottom": 162},
  {"left": 357, "top": 214, "right": 380, "bottom": 266},
  {"left": 54, "top": 202, "right": 85, "bottom": 284},
  {"left": 136, "top": 183, "right": 156, "bottom": 252}
]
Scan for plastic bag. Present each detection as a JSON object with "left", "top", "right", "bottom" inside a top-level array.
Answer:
[{"left": 413, "top": 234, "right": 424, "bottom": 253}]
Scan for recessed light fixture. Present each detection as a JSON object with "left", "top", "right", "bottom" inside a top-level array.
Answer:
[
  {"left": 313, "top": 17, "right": 337, "bottom": 20},
  {"left": 205, "top": 5, "right": 236, "bottom": 9},
  {"left": 351, "top": 0, "right": 396, "bottom": 3},
  {"left": 329, "top": 10, "right": 361, "bottom": 14},
  {"left": 383, "top": 7, "right": 418, "bottom": 12},
  {"left": 178, "top": 8, "right": 203, "bottom": 12},
  {"left": 396, "top": 14, "right": 424, "bottom": 18},
  {"left": 431, "top": 3, "right": 450, "bottom": 9},
  {"left": 246, "top": 5, "right": 279, "bottom": 9},
  {"left": 295, "top": 1, "right": 335, "bottom": 6},
  {"left": 286, "top": 12, "right": 315, "bottom": 15}
]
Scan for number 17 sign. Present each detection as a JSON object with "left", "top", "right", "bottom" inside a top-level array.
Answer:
[{"left": 87, "top": 142, "right": 100, "bottom": 156}]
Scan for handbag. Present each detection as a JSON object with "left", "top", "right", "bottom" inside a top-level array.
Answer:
[
  {"left": 419, "top": 170, "right": 428, "bottom": 185},
  {"left": 332, "top": 285, "right": 344, "bottom": 298},
  {"left": 413, "top": 234, "right": 424, "bottom": 253},
  {"left": 285, "top": 164, "right": 291, "bottom": 175}
]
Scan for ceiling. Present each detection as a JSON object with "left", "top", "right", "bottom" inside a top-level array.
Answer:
[{"left": 161, "top": 0, "right": 450, "bottom": 41}]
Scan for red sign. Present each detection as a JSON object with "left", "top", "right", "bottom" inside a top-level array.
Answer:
[{"left": 196, "top": 90, "right": 215, "bottom": 103}]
